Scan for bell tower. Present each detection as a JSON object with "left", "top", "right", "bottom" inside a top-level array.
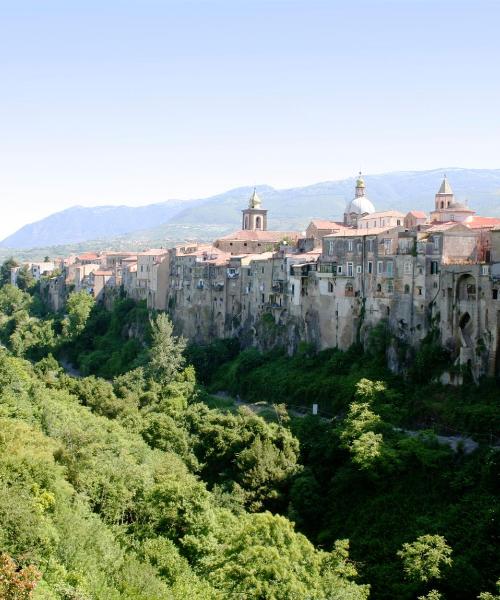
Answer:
[
  {"left": 435, "top": 175, "right": 454, "bottom": 210},
  {"left": 242, "top": 188, "right": 268, "bottom": 231}
]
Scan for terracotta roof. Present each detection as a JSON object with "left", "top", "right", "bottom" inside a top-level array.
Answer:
[
  {"left": 325, "top": 226, "right": 395, "bottom": 238},
  {"left": 358, "top": 210, "right": 405, "bottom": 220},
  {"left": 141, "top": 248, "right": 168, "bottom": 256},
  {"left": 425, "top": 222, "right": 467, "bottom": 233},
  {"left": 309, "top": 219, "right": 346, "bottom": 230},
  {"left": 77, "top": 252, "right": 100, "bottom": 261},
  {"left": 94, "top": 270, "right": 113, "bottom": 276},
  {"left": 217, "top": 229, "right": 299, "bottom": 242},
  {"left": 407, "top": 211, "right": 427, "bottom": 218},
  {"left": 465, "top": 216, "right": 500, "bottom": 229}
]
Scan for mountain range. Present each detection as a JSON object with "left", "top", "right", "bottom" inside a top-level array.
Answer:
[{"left": 2, "top": 168, "right": 500, "bottom": 255}]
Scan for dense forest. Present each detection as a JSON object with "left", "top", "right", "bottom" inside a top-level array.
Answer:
[{"left": 0, "top": 262, "right": 498, "bottom": 600}]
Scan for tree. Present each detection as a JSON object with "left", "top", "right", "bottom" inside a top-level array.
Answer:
[
  {"left": 63, "top": 291, "right": 95, "bottom": 339},
  {"left": 147, "top": 313, "right": 186, "bottom": 386},
  {"left": 398, "top": 534, "right": 452, "bottom": 583},
  {"left": 205, "top": 512, "right": 369, "bottom": 600},
  {"left": 0, "top": 258, "right": 18, "bottom": 287},
  {"left": 478, "top": 580, "right": 500, "bottom": 600},
  {"left": 15, "top": 266, "right": 34, "bottom": 291},
  {"left": 0, "top": 554, "right": 41, "bottom": 599}
]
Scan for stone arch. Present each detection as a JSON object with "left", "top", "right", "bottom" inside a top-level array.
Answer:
[
  {"left": 459, "top": 311, "right": 473, "bottom": 348},
  {"left": 255, "top": 216, "right": 262, "bottom": 230},
  {"left": 456, "top": 274, "right": 476, "bottom": 302}
]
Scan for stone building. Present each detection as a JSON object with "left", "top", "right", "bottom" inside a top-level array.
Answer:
[
  {"left": 214, "top": 190, "right": 300, "bottom": 254},
  {"left": 47, "top": 174, "right": 500, "bottom": 380}
]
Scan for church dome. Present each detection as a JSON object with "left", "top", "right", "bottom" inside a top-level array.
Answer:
[{"left": 345, "top": 195, "right": 375, "bottom": 215}]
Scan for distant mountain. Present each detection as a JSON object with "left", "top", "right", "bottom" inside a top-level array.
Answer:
[
  {"left": 0, "top": 199, "right": 202, "bottom": 249},
  {"left": 3, "top": 168, "right": 500, "bottom": 250}
]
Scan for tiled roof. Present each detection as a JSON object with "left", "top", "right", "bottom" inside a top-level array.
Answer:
[
  {"left": 141, "top": 248, "right": 169, "bottom": 256},
  {"left": 358, "top": 210, "right": 405, "bottom": 219},
  {"left": 324, "top": 226, "right": 395, "bottom": 238},
  {"left": 465, "top": 216, "right": 500, "bottom": 229},
  {"left": 94, "top": 270, "right": 113, "bottom": 276},
  {"left": 407, "top": 211, "right": 427, "bottom": 218},
  {"left": 425, "top": 222, "right": 467, "bottom": 233},
  {"left": 309, "top": 219, "right": 346, "bottom": 230},
  {"left": 77, "top": 252, "right": 100, "bottom": 261}
]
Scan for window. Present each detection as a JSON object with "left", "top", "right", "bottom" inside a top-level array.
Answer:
[
  {"left": 356, "top": 265, "right": 362, "bottom": 274},
  {"left": 376, "top": 283, "right": 382, "bottom": 292},
  {"left": 367, "top": 239, "right": 374, "bottom": 252},
  {"left": 387, "top": 281, "right": 394, "bottom": 293},
  {"left": 356, "top": 242, "right": 362, "bottom": 253},
  {"left": 347, "top": 240, "right": 353, "bottom": 252},
  {"left": 493, "top": 289, "right": 498, "bottom": 300},
  {"left": 482, "top": 265, "right": 489, "bottom": 276},
  {"left": 431, "top": 261, "right": 439, "bottom": 275},
  {"left": 384, "top": 238, "right": 392, "bottom": 253},
  {"left": 417, "top": 286, "right": 423, "bottom": 296},
  {"left": 368, "top": 261, "right": 373, "bottom": 274},
  {"left": 328, "top": 240, "right": 334, "bottom": 255},
  {"left": 404, "top": 262, "right": 412, "bottom": 274},
  {"left": 337, "top": 265, "right": 343, "bottom": 275},
  {"left": 386, "top": 261, "right": 394, "bottom": 276},
  {"left": 397, "top": 219, "right": 401, "bottom": 226},
  {"left": 433, "top": 237, "right": 440, "bottom": 251},
  {"left": 404, "top": 284, "right": 410, "bottom": 294},
  {"left": 377, "top": 261, "right": 383, "bottom": 275},
  {"left": 347, "top": 262, "right": 353, "bottom": 277},
  {"left": 328, "top": 281, "right": 334, "bottom": 293}
]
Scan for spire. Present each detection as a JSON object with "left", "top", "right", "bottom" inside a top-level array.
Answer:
[
  {"left": 438, "top": 174, "right": 453, "bottom": 195},
  {"left": 249, "top": 187, "right": 262, "bottom": 209}
]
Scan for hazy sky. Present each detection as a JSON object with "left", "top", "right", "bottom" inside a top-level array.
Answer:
[{"left": 1, "top": 0, "right": 499, "bottom": 239}]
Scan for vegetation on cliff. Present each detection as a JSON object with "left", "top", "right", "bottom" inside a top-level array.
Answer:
[{"left": 0, "top": 270, "right": 498, "bottom": 599}]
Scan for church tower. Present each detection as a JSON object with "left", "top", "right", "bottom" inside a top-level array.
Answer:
[
  {"left": 242, "top": 188, "right": 268, "bottom": 231},
  {"left": 434, "top": 175, "right": 454, "bottom": 210},
  {"left": 430, "top": 175, "right": 475, "bottom": 223}
]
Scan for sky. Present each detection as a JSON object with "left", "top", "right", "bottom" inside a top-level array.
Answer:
[{"left": 1, "top": 0, "right": 500, "bottom": 240}]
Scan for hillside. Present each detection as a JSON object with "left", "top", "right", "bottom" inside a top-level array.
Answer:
[
  {"left": 3, "top": 167, "right": 500, "bottom": 252},
  {"left": 0, "top": 282, "right": 498, "bottom": 599}
]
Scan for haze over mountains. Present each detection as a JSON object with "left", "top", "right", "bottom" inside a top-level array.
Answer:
[{"left": 2, "top": 168, "right": 500, "bottom": 251}]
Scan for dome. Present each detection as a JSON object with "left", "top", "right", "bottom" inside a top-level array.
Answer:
[{"left": 345, "top": 195, "right": 375, "bottom": 215}]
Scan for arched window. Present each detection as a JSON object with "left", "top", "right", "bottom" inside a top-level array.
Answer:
[
  {"left": 244, "top": 215, "right": 249, "bottom": 229},
  {"left": 441, "top": 201, "right": 444, "bottom": 209},
  {"left": 404, "top": 284, "right": 410, "bottom": 294},
  {"left": 376, "top": 283, "right": 382, "bottom": 292},
  {"left": 345, "top": 282, "right": 354, "bottom": 297},
  {"left": 256, "top": 216, "right": 262, "bottom": 229}
]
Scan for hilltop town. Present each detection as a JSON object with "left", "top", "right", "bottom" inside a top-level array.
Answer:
[{"left": 13, "top": 174, "right": 500, "bottom": 380}]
